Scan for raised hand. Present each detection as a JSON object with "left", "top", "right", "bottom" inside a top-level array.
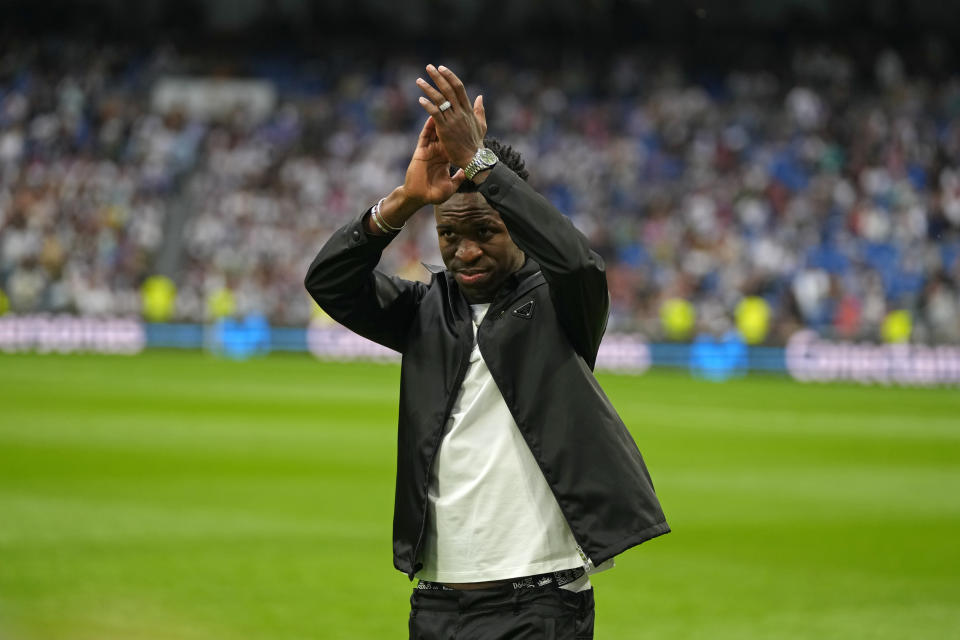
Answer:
[
  {"left": 364, "top": 68, "right": 488, "bottom": 236},
  {"left": 365, "top": 115, "right": 466, "bottom": 236},
  {"left": 402, "top": 115, "right": 465, "bottom": 206},
  {"left": 416, "top": 65, "right": 487, "bottom": 170}
]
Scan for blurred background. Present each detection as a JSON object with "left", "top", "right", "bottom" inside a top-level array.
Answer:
[
  {"left": 2, "top": 0, "right": 960, "bottom": 370},
  {"left": 1, "top": 2, "right": 959, "bottom": 639}
]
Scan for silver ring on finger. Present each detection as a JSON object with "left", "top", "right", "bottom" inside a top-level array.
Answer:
[{"left": 438, "top": 100, "right": 452, "bottom": 113}]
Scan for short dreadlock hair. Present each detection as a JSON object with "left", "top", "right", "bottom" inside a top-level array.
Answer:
[{"left": 455, "top": 138, "right": 529, "bottom": 193}]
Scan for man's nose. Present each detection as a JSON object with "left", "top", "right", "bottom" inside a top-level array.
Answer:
[{"left": 456, "top": 240, "right": 482, "bottom": 263}]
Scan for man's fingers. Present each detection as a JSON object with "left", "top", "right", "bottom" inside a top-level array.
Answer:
[
  {"left": 473, "top": 95, "right": 486, "bottom": 135},
  {"left": 424, "top": 115, "right": 438, "bottom": 140},
  {"left": 416, "top": 77, "right": 447, "bottom": 111},
  {"left": 426, "top": 64, "right": 459, "bottom": 109},
  {"left": 449, "top": 168, "right": 466, "bottom": 190},
  {"left": 416, "top": 116, "right": 435, "bottom": 145},
  {"left": 438, "top": 65, "right": 471, "bottom": 111},
  {"left": 418, "top": 96, "right": 441, "bottom": 117}
]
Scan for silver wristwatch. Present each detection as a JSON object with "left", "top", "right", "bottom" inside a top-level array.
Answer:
[{"left": 463, "top": 147, "right": 498, "bottom": 181}]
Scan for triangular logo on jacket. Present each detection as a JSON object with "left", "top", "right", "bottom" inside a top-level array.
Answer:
[{"left": 512, "top": 300, "right": 535, "bottom": 319}]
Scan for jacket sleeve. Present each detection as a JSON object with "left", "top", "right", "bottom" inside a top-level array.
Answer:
[
  {"left": 304, "top": 211, "right": 427, "bottom": 353},
  {"left": 478, "top": 163, "right": 609, "bottom": 365}
]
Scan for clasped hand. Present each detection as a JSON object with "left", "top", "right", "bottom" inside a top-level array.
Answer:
[{"left": 400, "top": 64, "right": 487, "bottom": 208}]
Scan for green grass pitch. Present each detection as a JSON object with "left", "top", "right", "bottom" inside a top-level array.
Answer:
[{"left": 1, "top": 351, "right": 958, "bottom": 639}]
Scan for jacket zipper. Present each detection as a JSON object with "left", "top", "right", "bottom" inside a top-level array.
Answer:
[
  {"left": 409, "top": 313, "right": 475, "bottom": 577},
  {"left": 408, "top": 273, "right": 545, "bottom": 577},
  {"left": 493, "top": 276, "right": 595, "bottom": 575},
  {"left": 575, "top": 544, "right": 592, "bottom": 572}
]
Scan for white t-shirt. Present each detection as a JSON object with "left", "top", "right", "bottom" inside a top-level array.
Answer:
[{"left": 417, "top": 303, "right": 591, "bottom": 589}]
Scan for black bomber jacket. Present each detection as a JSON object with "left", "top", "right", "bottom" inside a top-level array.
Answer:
[{"left": 305, "top": 162, "right": 669, "bottom": 578}]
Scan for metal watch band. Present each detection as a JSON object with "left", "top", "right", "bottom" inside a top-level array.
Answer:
[
  {"left": 463, "top": 156, "right": 483, "bottom": 180},
  {"left": 464, "top": 148, "right": 496, "bottom": 180}
]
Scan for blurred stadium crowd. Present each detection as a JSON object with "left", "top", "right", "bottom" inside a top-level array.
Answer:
[{"left": 1, "top": 40, "right": 959, "bottom": 344}]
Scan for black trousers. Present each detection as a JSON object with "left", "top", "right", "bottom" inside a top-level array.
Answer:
[{"left": 409, "top": 584, "right": 595, "bottom": 639}]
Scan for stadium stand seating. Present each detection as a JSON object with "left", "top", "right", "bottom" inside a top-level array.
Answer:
[{"left": 1, "top": 40, "right": 958, "bottom": 344}]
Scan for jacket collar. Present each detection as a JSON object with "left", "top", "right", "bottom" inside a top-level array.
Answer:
[
  {"left": 504, "top": 257, "right": 541, "bottom": 291},
  {"left": 421, "top": 263, "right": 444, "bottom": 274}
]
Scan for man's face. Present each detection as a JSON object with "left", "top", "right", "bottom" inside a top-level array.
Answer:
[{"left": 435, "top": 192, "right": 525, "bottom": 303}]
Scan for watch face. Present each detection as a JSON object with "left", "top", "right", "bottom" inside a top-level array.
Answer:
[{"left": 478, "top": 148, "right": 498, "bottom": 167}]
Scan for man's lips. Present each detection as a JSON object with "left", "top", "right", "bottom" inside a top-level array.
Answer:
[{"left": 456, "top": 270, "right": 491, "bottom": 285}]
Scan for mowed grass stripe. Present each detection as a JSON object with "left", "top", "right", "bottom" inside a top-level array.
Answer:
[{"left": 1, "top": 352, "right": 958, "bottom": 639}]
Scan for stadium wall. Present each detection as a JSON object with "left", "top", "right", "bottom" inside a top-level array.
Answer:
[{"left": 2, "top": 314, "right": 960, "bottom": 386}]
